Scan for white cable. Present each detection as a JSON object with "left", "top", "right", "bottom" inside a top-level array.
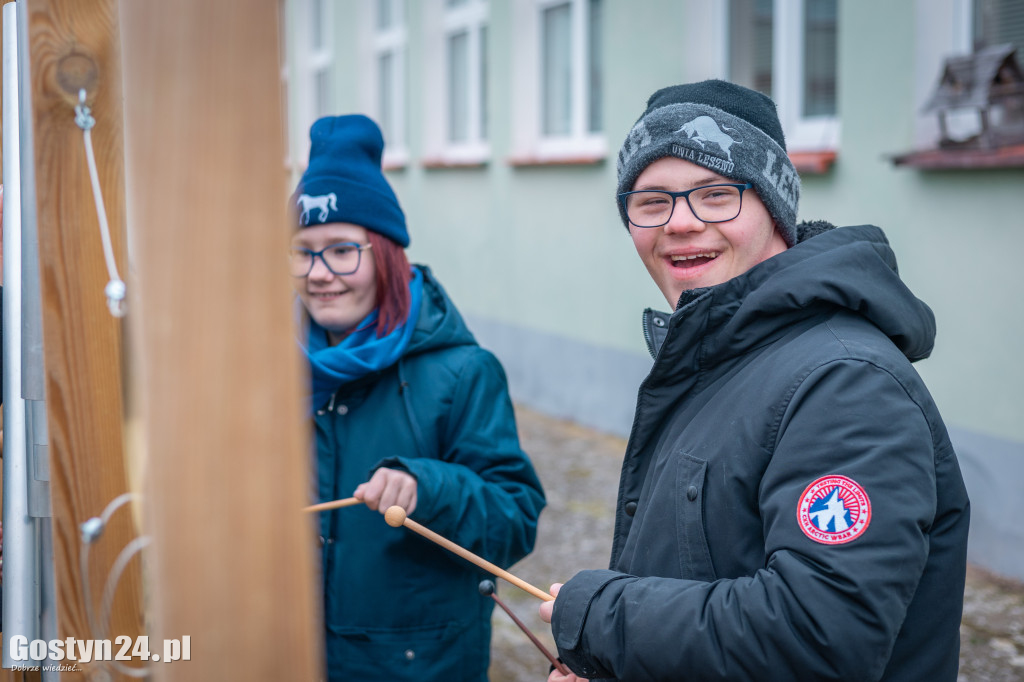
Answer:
[
  {"left": 98, "top": 536, "right": 152, "bottom": 678},
  {"left": 80, "top": 493, "right": 140, "bottom": 637},
  {"left": 74, "top": 88, "right": 126, "bottom": 317},
  {"left": 79, "top": 493, "right": 150, "bottom": 678}
]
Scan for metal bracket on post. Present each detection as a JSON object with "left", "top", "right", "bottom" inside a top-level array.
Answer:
[{"left": 27, "top": 404, "right": 52, "bottom": 519}]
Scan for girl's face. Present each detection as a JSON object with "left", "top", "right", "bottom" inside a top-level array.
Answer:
[{"left": 291, "top": 223, "right": 378, "bottom": 345}]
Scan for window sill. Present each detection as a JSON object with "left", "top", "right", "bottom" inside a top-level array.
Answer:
[
  {"left": 789, "top": 150, "right": 837, "bottom": 174},
  {"left": 383, "top": 149, "right": 410, "bottom": 172},
  {"left": 506, "top": 153, "right": 606, "bottom": 167},
  {"left": 891, "top": 143, "right": 1024, "bottom": 170},
  {"left": 421, "top": 157, "right": 489, "bottom": 170}
]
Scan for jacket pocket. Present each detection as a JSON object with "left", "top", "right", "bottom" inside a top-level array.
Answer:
[
  {"left": 675, "top": 454, "right": 716, "bottom": 581},
  {"left": 327, "top": 620, "right": 478, "bottom": 682}
]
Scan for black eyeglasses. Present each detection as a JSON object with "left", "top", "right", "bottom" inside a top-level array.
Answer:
[
  {"left": 618, "top": 183, "right": 753, "bottom": 227},
  {"left": 288, "top": 242, "right": 372, "bottom": 277}
]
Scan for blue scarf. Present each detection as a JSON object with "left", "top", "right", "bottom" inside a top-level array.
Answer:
[{"left": 303, "top": 268, "right": 423, "bottom": 410}]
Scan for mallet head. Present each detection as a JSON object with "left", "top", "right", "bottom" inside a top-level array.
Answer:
[
  {"left": 478, "top": 579, "right": 496, "bottom": 596},
  {"left": 384, "top": 506, "right": 408, "bottom": 527}
]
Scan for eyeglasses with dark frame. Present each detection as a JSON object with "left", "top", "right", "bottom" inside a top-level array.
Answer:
[
  {"left": 618, "top": 182, "right": 754, "bottom": 228},
  {"left": 288, "top": 241, "right": 373, "bottom": 278}
]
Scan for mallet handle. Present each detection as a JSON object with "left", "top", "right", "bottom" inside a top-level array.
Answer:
[
  {"left": 303, "top": 497, "right": 363, "bottom": 513},
  {"left": 490, "top": 592, "right": 569, "bottom": 675},
  {"left": 403, "top": 517, "right": 554, "bottom": 602}
]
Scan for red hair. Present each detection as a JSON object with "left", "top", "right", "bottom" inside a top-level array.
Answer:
[{"left": 365, "top": 230, "right": 412, "bottom": 337}]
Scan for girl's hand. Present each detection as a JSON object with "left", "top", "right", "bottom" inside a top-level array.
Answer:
[{"left": 354, "top": 467, "right": 418, "bottom": 515}]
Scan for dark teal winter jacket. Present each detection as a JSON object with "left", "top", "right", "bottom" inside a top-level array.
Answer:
[{"left": 314, "top": 266, "right": 545, "bottom": 681}]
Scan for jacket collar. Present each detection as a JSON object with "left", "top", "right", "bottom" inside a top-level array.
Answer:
[{"left": 641, "top": 224, "right": 935, "bottom": 375}]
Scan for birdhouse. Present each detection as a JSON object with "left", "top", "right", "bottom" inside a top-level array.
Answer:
[{"left": 923, "top": 43, "right": 1024, "bottom": 149}]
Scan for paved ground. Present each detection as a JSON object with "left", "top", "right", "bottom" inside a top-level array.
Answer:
[{"left": 488, "top": 405, "right": 1024, "bottom": 682}]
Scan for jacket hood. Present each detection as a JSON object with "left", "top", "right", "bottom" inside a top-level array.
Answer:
[
  {"left": 406, "top": 264, "right": 478, "bottom": 356},
  {"left": 646, "top": 224, "right": 936, "bottom": 374}
]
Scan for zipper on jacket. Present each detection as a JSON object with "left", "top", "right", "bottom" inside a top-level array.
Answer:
[
  {"left": 643, "top": 309, "right": 657, "bottom": 358},
  {"left": 643, "top": 309, "right": 669, "bottom": 360}
]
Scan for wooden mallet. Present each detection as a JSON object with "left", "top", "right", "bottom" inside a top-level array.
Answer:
[
  {"left": 384, "top": 506, "right": 554, "bottom": 602},
  {"left": 480, "top": 580, "right": 570, "bottom": 676},
  {"left": 303, "top": 497, "right": 364, "bottom": 513}
]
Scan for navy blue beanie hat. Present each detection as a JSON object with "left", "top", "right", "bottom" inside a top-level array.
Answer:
[{"left": 293, "top": 114, "right": 409, "bottom": 247}]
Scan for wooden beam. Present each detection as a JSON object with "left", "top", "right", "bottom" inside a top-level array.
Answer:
[
  {"left": 119, "top": 1, "right": 320, "bottom": 679},
  {"left": 24, "top": 2, "right": 143, "bottom": 679}
]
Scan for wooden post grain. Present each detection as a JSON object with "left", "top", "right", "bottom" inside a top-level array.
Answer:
[
  {"left": 120, "top": 0, "right": 320, "bottom": 679},
  {"left": 24, "top": 2, "right": 143, "bottom": 679}
]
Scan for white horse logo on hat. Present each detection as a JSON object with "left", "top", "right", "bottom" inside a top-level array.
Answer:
[
  {"left": 297, "top": 192, "right": 338, "bottom": 225},
  {"left": 675, "top": 116, "right": 739, "bottom": 162}
]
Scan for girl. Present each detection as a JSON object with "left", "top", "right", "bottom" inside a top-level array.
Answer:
[{"left": 292, "top": 114, "right": 546, "bottom": 681}]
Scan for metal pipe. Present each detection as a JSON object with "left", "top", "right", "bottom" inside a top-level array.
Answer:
[
  {"left": 38, "top": 520, "right": 58, "bottom": 681},
  {"left": 14, "top": 4, "right": 59, "bottom": 675},
  {"left": 2, "top": 1, "right": 39, "bottom": 668},
  {"left": 18, "top": 0, "right": 43, "bottom": 405}
]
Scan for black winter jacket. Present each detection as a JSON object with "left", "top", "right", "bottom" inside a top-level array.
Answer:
[{"left": 551, "top": 224, "right": 970, "bottom": 681}]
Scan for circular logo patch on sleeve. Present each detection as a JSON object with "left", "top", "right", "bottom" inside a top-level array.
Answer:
[{"left": 797, "top": 475, "right": 871, "bottom": 545}]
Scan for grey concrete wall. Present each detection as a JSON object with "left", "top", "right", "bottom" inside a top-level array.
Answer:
[
  {"left": 287, "top": 0, "right": 1024, "bottom": 585},
  {"left": 952, "top": 427, "right": 1024, "bottom": 583},
  {"left": 466, "top": 313, "right": 651, "bottom": 438}
]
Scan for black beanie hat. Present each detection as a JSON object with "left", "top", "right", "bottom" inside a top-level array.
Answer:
[
  {"left": 616, "top": 80, "right": 800, "bottom": 246},
  {"left": 293, "top": 115, "right": 409, "bottom": 247}
]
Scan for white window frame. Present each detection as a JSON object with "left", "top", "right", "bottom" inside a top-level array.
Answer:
[
  {"left": 774, "top": 0, "right": 840, "bottom": 150},
  {"left": 423, "top": 0, "right": 490, "bottom": 164},
  {"left": 366, "top": 0, "right": 409, "bottom": 166},
  {"left": 510, "top": 0, "right": 605, "bottom": 163},
  {"left": 294, "top": 0, "right": 334, "bottom": 164},
  {"left": 726, "top": 0, "right": 841, "bottom": 152}
]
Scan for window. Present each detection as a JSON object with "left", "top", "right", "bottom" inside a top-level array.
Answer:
[
  {"left": 541, "top": 3, "right": 573, "bottom": 137},
  {"left": 291, "top": 0, "right": 334, "bottom": 164},
  {"left": 444, "top": 0, "right": 488, "bottom": 156},
  {"left": 510, "top": 0, "right": 604, "bottom": 163},
  {"left": 372, "top": 0, "right": 408, "bottom": 164},
  {"left": 973, "top": 0, "right": 1024, "bottom": 52},
  {"left": 305, "top": 0, "right": 333, "bottom": 122},
  {"left": 309, "top": 0, "right": 332, "bottom": 117},
  {"left": 539, "top": 0, "right": 603, "bottom": 143},
  {"left": 420, "top": 0, "right": 489, "bottom": 165},
  {"left": 728, "top": 0, "right": 839, "bottom": 151}
]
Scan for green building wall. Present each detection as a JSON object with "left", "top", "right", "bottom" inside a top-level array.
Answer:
[{"left": 285, "top": 0, "right": 1024, "bottom": 579}]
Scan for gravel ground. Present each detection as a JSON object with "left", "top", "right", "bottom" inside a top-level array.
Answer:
[{"left": 488, "top": 405, "right": 1024, "bottom": 682}]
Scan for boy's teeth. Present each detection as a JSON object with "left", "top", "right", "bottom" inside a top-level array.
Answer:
[{"left": 671, "top": 252, "right": 718, "bottom": 261}]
